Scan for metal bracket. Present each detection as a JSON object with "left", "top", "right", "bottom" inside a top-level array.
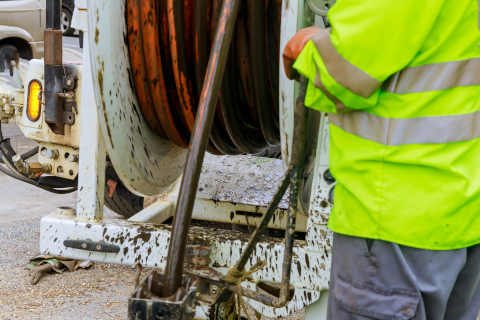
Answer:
[
  {"left": 306, "top": 0, "right": 336, "bottom": 17},
  {"left": 63, "top": 74, "right": 78, "bottom": 91},
  {"left": 63, "top": 239, "right": 121, "bottom": 253},
  {"left": 129, "top": 289, "right": 196, "bottom": 320},
  {"left": 63, "top": 111, "right": 75, "bottom": 125},
  {"left": 128, "top": 269, "right": 197, "bottom": 320}
]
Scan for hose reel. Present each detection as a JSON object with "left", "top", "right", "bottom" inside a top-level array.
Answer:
[
  {"left": 127, "top": 0, "right": 283, "bottom": 155},
  {"left": 89, "top": 0, "right": 298, "bottom": 196}
]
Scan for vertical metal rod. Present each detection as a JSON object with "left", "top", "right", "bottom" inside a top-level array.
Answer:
[
  {"left": 271, "top": 76, "right": 308, "bottom": 306},
  {"left": 45, "top": 0, "right": 60, "bottom": 29},
  {"left": 278, "top": 166, "right": 300, "bottom": 304},
  {"left": 44, "top": 0, "right": 64, "bottom": 134},
  {"left": 163, "top": 0, "right": 242, "bottom": 297}
]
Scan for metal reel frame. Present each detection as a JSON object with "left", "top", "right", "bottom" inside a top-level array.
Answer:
[{"left": 88, "top": 0, "right": 187, "bottom": 197}]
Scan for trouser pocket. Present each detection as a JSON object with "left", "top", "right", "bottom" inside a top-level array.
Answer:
[{"left": 333, "top": 274, "right": 420, "bottom": 320}]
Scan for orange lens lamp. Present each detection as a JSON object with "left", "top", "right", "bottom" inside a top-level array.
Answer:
[{"left": 27, "top": 80, "right": 42, "bottom": 121}]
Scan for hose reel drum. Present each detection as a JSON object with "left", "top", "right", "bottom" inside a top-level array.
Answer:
[{"left": 88, "top": 0, "right": 317, "bottom": 200}]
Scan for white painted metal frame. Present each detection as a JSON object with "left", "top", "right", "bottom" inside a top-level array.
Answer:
[
  {"left": 38, "top": 0, "right": 335, "bottom": 318},
  {"left": 88, "top": 0, "right": 187, "bottom": 197},
  {"left": 71, "top": 1, "right": 106, "bottom": 221}
]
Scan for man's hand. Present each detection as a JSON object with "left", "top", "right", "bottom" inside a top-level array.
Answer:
[{"left": 283, "top": 26, "right": 321, "bottom": 81}]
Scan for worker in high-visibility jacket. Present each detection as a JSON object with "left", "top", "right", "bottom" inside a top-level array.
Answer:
[{"left": 284, "top": 0, "right": 480, "bottom": 318}]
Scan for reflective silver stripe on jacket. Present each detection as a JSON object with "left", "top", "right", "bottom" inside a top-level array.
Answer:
[
  {"left": 311, "top": 28, "right": 381, "bottom": 99},
  {"left": 382, "top": 58, "right": 480, "bottom": 94},
  {"left": 314, "top": 66, "right": 352, "bottom": 113},
  {"left": 329, "top": 111, "right": 480, "bottom": 146}
]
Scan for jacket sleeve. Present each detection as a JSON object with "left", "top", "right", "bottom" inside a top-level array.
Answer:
[{"left": 293, "top": 0, "right": 445, "bottom": 113}]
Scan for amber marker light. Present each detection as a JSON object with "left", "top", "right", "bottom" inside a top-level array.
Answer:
[{"left": 27, "top": 80, "right": 42, "bottom": 121}]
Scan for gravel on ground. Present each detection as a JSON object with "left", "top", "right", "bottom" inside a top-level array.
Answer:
[
  {"left": 0, "top": 211, "right": 305, "bottom": 320},
  {"left": 0, "top": 210, "right": 138, "bottom": 320}
]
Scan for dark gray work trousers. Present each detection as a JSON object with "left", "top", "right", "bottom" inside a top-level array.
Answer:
[{"left": 327, "top": 233, "right": 480, "bottom": 320}]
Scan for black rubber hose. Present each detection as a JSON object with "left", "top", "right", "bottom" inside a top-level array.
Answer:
[
  {"left": 0, "top": 146, "right": 39, "bottom": 164},
  {"left": 0, "top": 135, "right": 77, "bottom": 194},
  {"left": 39, "top": 175, "right": 78, "bottom": 188},
  {"left": 19, "top": 146, "right": 39, "bottom": 160},
  {"left": 248, "top": 0, "right": 280, "bottom": 145},
  {"left": 0, "top": 164, "right": 77, "bottom": 194},
  {"left": 0, "top": 138, "right": 26, "bottom": 177}
]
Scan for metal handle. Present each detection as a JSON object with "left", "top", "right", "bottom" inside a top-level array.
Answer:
[
  {"left": 290, "top": 76, "right": 309, "bottom": 167},
  {"left": 64, "top": 239, "right": 120, "bottom": 253}
]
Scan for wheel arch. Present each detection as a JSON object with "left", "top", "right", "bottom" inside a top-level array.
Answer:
[
  {"left": 62, "top": 3, "right": 74, "bottom": 14},
  {"left": 0, "top": 37, "right": 33, "bottom": 60}
]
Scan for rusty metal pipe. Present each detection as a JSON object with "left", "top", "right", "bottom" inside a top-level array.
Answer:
[
  {"left": 193, "top": 0, "right": 241, "bottom": 155},
  {"left": 226, "top": 283, "right": 277, "bottom": 306},
  {"left": 163, "top": 0, "right": 242, "bottom": 297},
  {"left": 274, "top": 165, "right": 301, "bottom": 308},
  {"left": 216, "top": 166, "right": 300, "bottom": 308},
  {"left": 257, "top": 282, "right": 295, "bottom": 301}
]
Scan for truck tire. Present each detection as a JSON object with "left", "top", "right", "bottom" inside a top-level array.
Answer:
[
  {"left": 104, "top": 167, "right": 144, "bottom": 218},
  {"left": 61, "top": 7, "right": 75, "bottom": 36}
]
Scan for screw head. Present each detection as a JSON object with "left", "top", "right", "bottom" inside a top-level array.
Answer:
[
  {"left": 45, "top": 149, "right": 59, "bottom": 159},
  {"left": 41, "top": 163, "right": 52, "bottom": 173},
  {"left": 12, "top": 155, "right": 22, "bottom": 166},
  {"left": 320, "top": 199, "right": 329, "bottom": 208},
  {"left": 96, "top": 245, "right": 102, "bottom": 250},
  {"left": 323, "top": 169, "right": 336, "bottom": 185},
  {"left": 81, "top": 243, "right": 87, "bottom": 249},
  {"left": 67, "top": 154, "right": 79, "bottom": 162},
  {"left": 193, "top": 246, "right": 211, "bottom": 257}
]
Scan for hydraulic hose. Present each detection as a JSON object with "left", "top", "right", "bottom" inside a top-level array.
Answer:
[
  {"left": 0, "top": 146, "right": 39, "bottom": 164},
  {"left": 39, "top": 175, "right": 78, "bottom": 188},
  {"left": 19, "top": 146, "right": 39, "bottom": 161},
  {"left": 0, "top": 127, "right": 77, "bottom": 194},
  {"left": 0, "top": 138, "right": 24, "bottom": 177},
  {"left": 0, "top": 164, "right": 77, "bottom": 194}
]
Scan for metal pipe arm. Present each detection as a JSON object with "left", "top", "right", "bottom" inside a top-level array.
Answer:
[{"left": 163, "top": 0, "right": 242, "bottom": 297}]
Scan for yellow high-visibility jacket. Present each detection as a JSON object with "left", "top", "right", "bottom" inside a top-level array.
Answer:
[{"left": 294, "top": 0, "right": 480, "bottom": 249}]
